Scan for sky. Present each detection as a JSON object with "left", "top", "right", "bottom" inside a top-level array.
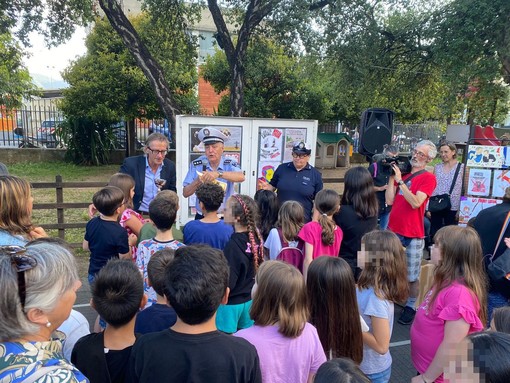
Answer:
[{"left": 22, "top": 27, "right": 88, "bottom": 85}]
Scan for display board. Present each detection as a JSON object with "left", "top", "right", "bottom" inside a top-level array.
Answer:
[
  {"left": 459, "top": 144, "right": 510, "bottom": 225},
  {"left": 175, "top": 116, "right": 318, "bottom": 226}
]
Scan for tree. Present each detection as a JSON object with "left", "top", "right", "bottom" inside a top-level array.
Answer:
[{"left": 202, "top": 36, "right": 334, "bottom": 120}]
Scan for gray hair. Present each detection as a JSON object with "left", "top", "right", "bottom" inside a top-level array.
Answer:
[
  {"left": 416, "top": 140, "right": 437, "bottom": 160},
  {"left": 145, "top": 132, "right": 169, "bottom": 147},
  {"left": 0, "top": 242, "right": 79, "bottom": 341}
]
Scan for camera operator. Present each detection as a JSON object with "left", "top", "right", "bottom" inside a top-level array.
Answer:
[
  {"left": 368, "top": 145, "right": 399, "bottom": 230},
  {"left": 386, "top": 140, "right": 437, "bottom": 325}
]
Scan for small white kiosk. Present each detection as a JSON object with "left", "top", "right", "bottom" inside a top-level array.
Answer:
[{"left": 175, "top": 115, "right": 318, "bottom": 226}]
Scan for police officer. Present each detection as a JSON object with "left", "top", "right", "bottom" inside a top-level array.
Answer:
[
  {"left": 183, "top": 127, "right": 245, "bottom": 219},
  {"left": 258, "top": 141, "right": 323, "bottom": 222}
]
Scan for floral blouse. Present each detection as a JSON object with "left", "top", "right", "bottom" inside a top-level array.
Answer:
[
  {"left": 431, "top": 162, "right": 464, "bottom": 211},
  {"left": 0, "top": 332, "right": 88, "bottom": 383}
]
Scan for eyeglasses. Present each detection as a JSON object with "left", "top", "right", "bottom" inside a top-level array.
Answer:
[
  {"left": 412, "top": 149, "right": 428, "bottom": 160},
  {"left": 147, "top": 147, "right": 168, "bottom": 156},
  {"left": 292, "top": 152, "right": 309, "bottom": 159},
  {"left": 0, "top": 245, "right": 37, "bottom": 310}
]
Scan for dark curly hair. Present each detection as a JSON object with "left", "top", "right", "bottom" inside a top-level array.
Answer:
[{"left": 195, "top": 182, "right": 225, "bottom": 213}]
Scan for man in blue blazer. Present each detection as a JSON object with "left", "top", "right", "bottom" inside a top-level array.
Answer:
[{"left": 120, "top": 133, "right": 177, "bottom": 213}]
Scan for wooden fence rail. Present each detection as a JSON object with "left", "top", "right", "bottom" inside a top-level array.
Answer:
[{"left": 32, "top": 175, "right": 106, "bottom": 247}]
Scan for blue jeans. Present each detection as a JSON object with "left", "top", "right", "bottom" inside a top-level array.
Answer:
[
  {"left": 366, "top": 366, "right": 391, "bottom": 383},
  {"left": 378, "top": 211, "right": 390, "bottom": 230}
]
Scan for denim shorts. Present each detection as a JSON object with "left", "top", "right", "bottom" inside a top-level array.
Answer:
[{"left": 366, "top": 366, "right": 391, "bottom": 383}]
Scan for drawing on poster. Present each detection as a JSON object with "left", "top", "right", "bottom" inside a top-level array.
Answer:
[
  {"left": 259, "top": 129, "right": 283, "bottom": 161},
  {"left": 492, "top": 170, "right": 510, "bottom": 198},
  {"left": 283, "top": 128, "right": 307, "bottom": 162},
  {"left": 466, "top": 145, "right": 504, "bottom": 168},
  {"left": 189, "top": 124, "right": 242, "bottom": 152},
  {"left": 467, "top": 168, "right": 491, "bottom": 196},
  {"left": 504, "top": 147, "right": 510, "bottom": 168},
  {"left": 458, "top": 197, "right": 501, "bottom": 226},
  {"left": 257, "top": 162, "right": 279, "bottom": 184},
  {"left": 224, "top": 152, "right": 241, "bottom": 164}
]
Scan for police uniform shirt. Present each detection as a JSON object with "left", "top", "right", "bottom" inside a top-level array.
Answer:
[
  {"left": 269, "top": 161, "right": 323, "bottom": 222},
  {"left": 183, "top": 155, "right": 241, "bottom": 214}
]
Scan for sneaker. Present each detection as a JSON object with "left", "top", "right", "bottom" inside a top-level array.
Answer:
[{"left": 398, "top": 306, "right": 416, "bottom": 325}]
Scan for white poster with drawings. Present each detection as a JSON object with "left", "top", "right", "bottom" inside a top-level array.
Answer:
[
  {"left": 257, "top": 161, "right": 280, "bottom": 184},
  {"left": 283, "top": 128, "right": 307, "bottom": 162},
  {"left": 459, "top": 197, "right": 502, "bottom": 226},
  {"left": 467, "top": 168, "right": 492, "bottom": 196},
  {"left": 466, "top": 145, "right": 505, "bottom": 168},
  {"left": 259, "top": 129, "right": 283, "bottom": 161},
  {"left": 492, "top": 170, "right": 510, "bottom": 198}
]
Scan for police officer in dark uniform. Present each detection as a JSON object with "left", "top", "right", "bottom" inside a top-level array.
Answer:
[
  {"left": 183, "top": 127, "right": 245, "bottom": 219},
  {"left": 258, "top": 141, "right": 323, "bottom": 222}
]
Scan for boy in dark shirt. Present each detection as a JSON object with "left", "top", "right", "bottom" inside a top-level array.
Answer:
[
  {"left": 83, "top": 186, "right": 136, "bottom": 283},
  {"left": 134, "top": 248, "right": 177, "bottom": 334},
  {"left": 72, "top": 259, "right": 147, "bottom": 383},
  {"left": 126, "top": 245, "right": 262, "bottom": 383}
]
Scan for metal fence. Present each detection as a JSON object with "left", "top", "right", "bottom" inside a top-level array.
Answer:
[{"left": 0, "top": 107, "right": 169, "bottom": 149}]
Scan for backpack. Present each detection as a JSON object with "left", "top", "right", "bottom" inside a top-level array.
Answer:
[{"left": 276, "top": 228, "right": 305, "bottom": 272}]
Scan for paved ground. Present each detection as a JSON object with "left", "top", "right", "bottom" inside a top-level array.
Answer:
[{"left": 73, "top": 163, "right": 417, "bottom": 382}]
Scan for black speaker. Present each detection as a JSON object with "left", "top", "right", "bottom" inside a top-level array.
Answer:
[{"left": 358, "top": 108, "right": 394, "bottom": 158}]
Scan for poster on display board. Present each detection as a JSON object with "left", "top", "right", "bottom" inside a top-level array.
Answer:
[
  {"left": 466, "top": 145, "right": 505, "bottom": 168},
  {"left": 458, "top": 197, "right": 502, "bottom": 226},
  {"left": 466, "top": 168, "right": 492, "bottom": 196},
  {"left": 492, "top": 170, "right": 510, "bottom": 198},
  {"left": 175, "top": 116, "right": 318, "bottom": 226},
  {"left": 257, "top": 127, "right": 308, "bottom": 183}
]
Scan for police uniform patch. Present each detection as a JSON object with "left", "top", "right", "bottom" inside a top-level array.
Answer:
[
  {"left": 193, "top": 159, "right": 203, "bottom": 166},
  {"left": 224, "top": 159, "right": 238, "bottom": 167}
]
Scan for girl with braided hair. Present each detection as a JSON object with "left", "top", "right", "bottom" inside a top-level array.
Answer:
[
  {"left": 217, "top": 194, "right": 264, "bottom": 333},
  {"left": 299, "top": 189, "right": 343, "bottom": 279}
]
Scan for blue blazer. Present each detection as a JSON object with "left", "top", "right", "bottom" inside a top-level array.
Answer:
[{"left": 120, "top": 155, "right": 177, "bottom": 211}]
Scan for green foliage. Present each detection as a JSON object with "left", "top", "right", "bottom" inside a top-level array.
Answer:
[
  {"left": 202, "top": 37, "right": 334, "bottom": 121},
  {"left": 0, "top": 32, "right": 40, "bottom": 108}
]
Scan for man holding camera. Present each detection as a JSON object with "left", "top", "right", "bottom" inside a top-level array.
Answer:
[
  {"left": 386, "top": 140, "right": 437, "bottom": 325},
  {"left": 368, "top": 145, "right": 399, "bottom": 230}
]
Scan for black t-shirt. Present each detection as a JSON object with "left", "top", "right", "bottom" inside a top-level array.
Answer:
[
  {"left": 334, "top": 205, "right": 377, "bottom": 271},
  {"left": 126, "top": 329, "right": 262, "bottom": 383},
  {"left": 368, "top": 161, "right": 393, "bottom": 214},
  {"left": 105, "top": 347, "right": 132, "bottom": 383},
  {"left": 85, "top": 217, "right": 129, "bottom": 276}
]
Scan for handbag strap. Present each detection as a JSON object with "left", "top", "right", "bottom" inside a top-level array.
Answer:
[
  {"left": 492, "top": 211, "right": 510, "bottom": 256},
  {"left": 448, "top": 163, "right": 462, "bottom": 195}
]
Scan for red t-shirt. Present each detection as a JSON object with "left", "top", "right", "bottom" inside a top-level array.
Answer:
[{"left": 388, "top": 171, "right": 436, "bottom": 238}]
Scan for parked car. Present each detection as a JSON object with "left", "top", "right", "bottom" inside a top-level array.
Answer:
[{"left": 37, "top": 119, "right": 64, "bottom": 148}]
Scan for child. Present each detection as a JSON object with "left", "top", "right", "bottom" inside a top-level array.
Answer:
[
  {"left": 307, "top": 256, "right": 364, "bottom": 363},
  {"left": 491, "top": 306, "right": 510, "bottom": 333},
  {"left": 299, "top": 189, "right": 343, "bottom": 279},
  {"left": 108, "top": 173, "right": 146, "bottom": 260},
  {"left": 134, "top": 248, "right": 177, "bottom": 334},
  {"left": 264, "top": 201, "right": 305, "bottom": 268},
  {"left": 314, "top": 358, "right": 370, "bottom": 383},
  {"left": 84, "top": 186, "right": 136, "bottom": 284},
  {"left": 183, "top": 182, "right": 234, "bottom": 250},
  {"left": 235, "top": 261, "right": 326, "bottom": 383},
  {"left": 126, "top": 245, "right": 262, "bottom": 383},
  {"left": 254, "top": 189, "right": 279, "bottom": 241},
  {"left": 357, "top": 230, "right": 409, "bottom": 382},
  {"left": 137, "top": 190, "right": 185, "bottom": 306},
  {"left": 72, "top": 259, "right": 147, "bottom": 383},
  {"left": 218, "top": 194, "right": 264, "bottom": 334}
]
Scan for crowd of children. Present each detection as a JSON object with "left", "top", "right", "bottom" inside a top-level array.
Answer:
[{"left": 3, "top": 166, "right": 508, "bottom": 383}]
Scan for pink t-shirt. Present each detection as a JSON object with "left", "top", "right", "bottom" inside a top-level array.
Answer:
[
  {"left": 234, "top": 323, "right": 326, "bottom": 383},
  {"left": 119, "top": 208, "right": 145, "bottom": 261},
  {"left": 298, "top": 221, "right": 343, "bottom": 259},
  {"left": 410, "top": 281, "right": 483, "bottom": 383}
]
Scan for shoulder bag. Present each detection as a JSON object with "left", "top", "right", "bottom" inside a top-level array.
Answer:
[
  {"left": 486, "top": 211, "right": 510, "bottom": 298},
  {"left": 428, "top": 163, "right": 461, "bottom": 213}
]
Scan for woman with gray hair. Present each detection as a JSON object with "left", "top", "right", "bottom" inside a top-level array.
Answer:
[{"left": 0, "top": 242, "right": 87, "bottom": 382}]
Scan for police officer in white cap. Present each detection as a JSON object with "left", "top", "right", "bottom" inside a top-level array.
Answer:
[{"left": 183, "top": 127, "right": 245, "bottom": 219}]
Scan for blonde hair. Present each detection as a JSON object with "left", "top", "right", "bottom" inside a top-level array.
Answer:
[
  {"left": 0, "top": 176, "right": 33, "bottom": 235},
  {"left": 357, "top": 230, "right": 409, "bottom": 303},
  {"left": 314, "top": 189, "right": 340, "bottom": 245},
  {"left": 278, "top": 201, "right": 305, "bottom": 243},
  {"left": 431, "top": 226, "right": 488, "bottom": 325},
  {"left": 250, "top": 261, "right": 308, "bottom": 338},
  {"left": 108, "top": 173, "right": 135, "bottom": 209}
]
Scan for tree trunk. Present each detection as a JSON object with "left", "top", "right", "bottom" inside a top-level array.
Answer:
[{"left": 98, "top": 0, "right": 180, "bottom": 136}]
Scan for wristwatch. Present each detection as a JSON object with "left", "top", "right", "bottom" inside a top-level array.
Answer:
[
  {"left": 398, "top": 180, "right": 405, "bottom": 186},
  {"left": 218, "top": 170, "right": 224, "bottom": 178}
]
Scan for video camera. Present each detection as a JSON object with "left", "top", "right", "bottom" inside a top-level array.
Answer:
[{"left": 380, "top": 155, "right": 412, "bottom": 175}]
